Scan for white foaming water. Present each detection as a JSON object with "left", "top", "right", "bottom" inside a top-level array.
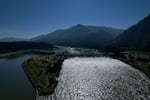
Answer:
[{"left": 37, "top": 57, "right": 150, "bottom": 100}]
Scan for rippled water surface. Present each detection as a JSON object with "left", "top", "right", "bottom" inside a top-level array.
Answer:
[{"left": 39, "top": 57, "right": 150, "bottom": 100}]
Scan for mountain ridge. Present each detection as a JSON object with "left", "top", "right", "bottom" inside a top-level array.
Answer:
[
  {"left": 111, "top": 14, "right": 150, "bottom": 51},
  {"left": 31, "top": 24, "right": 124, "bottom": 48}
]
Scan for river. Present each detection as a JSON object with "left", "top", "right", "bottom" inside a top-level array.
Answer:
[
  {"left": 38, "top": 57, "right": 150, "bottom": 100},
  {"left": 0, "top": 53, "right": 150, "bottom": 100},
  {"left": 0, "top": 54, "right": 38, "bottom": 100}
]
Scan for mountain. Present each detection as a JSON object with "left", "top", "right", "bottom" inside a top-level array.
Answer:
[
  {"left": 111, "top": 15, "right": 150, "bottom": 51},
  {"left": 0, "top": 37, "right": 28, "bottom": 42},
  {"left": 32, "top": 24, "right": 123, "bottom": 48}
]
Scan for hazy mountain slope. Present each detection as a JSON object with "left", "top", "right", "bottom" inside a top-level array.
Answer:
[
  {"left": 86, "top": 25, "right": 123, "bottom": 38},
  {"left": 112, "top": 15, "right": 150, "bottom": 51},
  {"left": 31, "top": 30, "right": 65, "bottom": 42},
  {"left": 32, "top": 24, "right": 123, "bottom": 48}
]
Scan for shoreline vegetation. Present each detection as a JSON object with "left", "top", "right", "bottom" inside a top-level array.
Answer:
[
  {"left": 0, "top": 41, "right": 53, "bottom": 57},
  {"left": 0, "top": 49, "right": 54, "bottom": 58},
  {"left": 107, "top": 51, "right": 150, "bottom": 79},
  {"left": 0, "top": 50, "right": 31, "bottom": 57},
  {"left": 22, "top": 54, "right": 65, "bottom": 96}
]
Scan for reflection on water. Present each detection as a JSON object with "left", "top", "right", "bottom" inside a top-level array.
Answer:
[
  {"left": 0, "top": 54, "right": 38, "bottom": 100},
  {"left": 39, "top": 57, "right": 150, "bottom": 100}
]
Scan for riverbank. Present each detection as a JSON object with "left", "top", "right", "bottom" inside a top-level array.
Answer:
[
  {"left": 109, "top": 51, "right": 150, "bottom": 79},
  {"left": 0, "top": 49, "right": 54, "bottom": 58},
  {"left": 0, "top": 50, "right": 31, "bottom": 57},
  {"left": 22, "top": 54, "right": 65, "bottom": 96}
]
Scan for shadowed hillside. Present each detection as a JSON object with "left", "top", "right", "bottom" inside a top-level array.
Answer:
[
  {"left": 31, "top": 24, "right": 123, "bottom": 48},
  {"left": 111, "top": 15, "right": 150, "bottom": 51}
]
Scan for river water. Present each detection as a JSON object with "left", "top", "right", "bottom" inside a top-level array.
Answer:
[
  {"left": 0, "top": 54, "right": 38, "bottom": 100},
  {"left": 38, "top": 57, "right": 150, "bottom": 100}
]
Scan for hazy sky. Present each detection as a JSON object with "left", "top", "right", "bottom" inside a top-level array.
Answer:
[{"left": 0, "top": 0, "right": 150, "bottom": 38}]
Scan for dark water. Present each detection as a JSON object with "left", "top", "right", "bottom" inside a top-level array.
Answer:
[{"left": 0, "top": 54, "right": 38, "bottom": 100}]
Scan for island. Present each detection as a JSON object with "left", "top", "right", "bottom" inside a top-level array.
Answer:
[{"left": 22, "top": 54, "right": 65, "bottom": 96}]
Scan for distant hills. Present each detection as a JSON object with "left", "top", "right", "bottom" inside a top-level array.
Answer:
[
  {"left": 31, "top": 24, "right": 123, "bottom": 48},
  {"left": 0, "top": 42, "right": 53, "bottom": 54},
  {"left": 0, "top": 37, "right": 28, "bottom": 42},
  {"left": 111, "top": 15, "right": 150, "bottom": 51},
  {"left": 1, "top": 14, "right": 150, "bottom": 51}
]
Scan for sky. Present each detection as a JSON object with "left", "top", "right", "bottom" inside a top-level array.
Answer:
[{"left": 0, "top": 0, "right": 150, "bottom": 39}]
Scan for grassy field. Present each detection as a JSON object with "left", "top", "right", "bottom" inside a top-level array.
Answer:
[{"left": 23, "top": 54, "right": 65, "bottom": 96}]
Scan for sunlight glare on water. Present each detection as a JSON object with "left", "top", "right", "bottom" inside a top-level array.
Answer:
[{"left": 38, "top": 57, "right": 150, "bottom": 100}]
